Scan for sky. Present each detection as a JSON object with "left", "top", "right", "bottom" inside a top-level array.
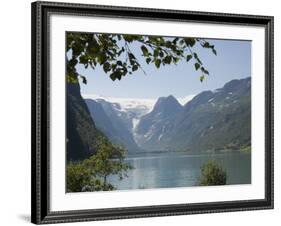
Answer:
[{"left": 75, "top": 36, "right": 251, "bottom": 99}]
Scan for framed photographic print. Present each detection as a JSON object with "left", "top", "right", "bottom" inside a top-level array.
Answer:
[{"left": 31, "top": 1, "right": 274, "bottom": 224}]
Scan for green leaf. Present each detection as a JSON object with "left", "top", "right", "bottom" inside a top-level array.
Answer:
[
  {"left": 69, "top": 58, "right": 78, "bottom": 67},
  {"left": 128, "top": 53, "right": 136, "bottom": 65},
  {"left": 97, "top": 53, "right": 106, "bottom": 64},
  {"left": 66, "top": 74, "right": 78, "bottom": 84},
  {"left": 166, "top": 41, "right": 172, "bottom": 48},
  {"left": 116, "top": 61, "right": 123, "bottom": 66},
  {"left": 201, "top": 67, "right": 209, "bottom": 75},
  {"left": 79, "top": 55, "right": 88, "bottom": 64},
  {"left": 155, "top": 59, "right": 161, "bottom": 68},
  {"left": 110, "top": 73, "right": 116, "bottom": 81},
  {"left": 184, "top": 38, "right": 196, "bottom": 47},
  {"left": 109, "top": 71, "right": 122, "bottom": 81},
  {"left": 123, "top": 35, "right": 134, "bottom": 42},
  {"left": 200, "top": 75, "right": 205, "bottom": 82},
  {"left": 141, "top": 45, "right": 149, "bottom": 56},
  {"left": 128, "top": 53, "right": 135, "bottom": 59},
  {"left": 173, "top": 57, "right": 179, "bottom": 64},
  {"left": 203, "top": 42, "right": 210, "bottom": 48},
  {"left": 80, "top": 75, "right": 87, "bottom": 84},
  {"left": 153, "top": 49, "right": 159, "bottom": 57},
  {"left": 212, "top": 49, "right": 217, "bottom": 55},
  {"left": 115, "top": 71, "right": 123, "bottom": 80},
  {"left": 194, "top": 63, "right": 200, "bottom": 70},
  {"left": 163, "top": 55, "right": 172, "bottom": 64},
  {"left": 132, "top": 65, "right": 138, "bottom": 71},
  {"left": 172, "top": 37, "right": 179, "bottom": 44},
  {"left": 103, "top": 62, "right": 111, "bottom": 73},
  {"left": 186, "top": 54, "right": 192, "bottom": 62},
  {"left": 193, "top": 53, "right": 202, "bottom": 65},
  {"left": 146, "top": 57, "right": 151, "bottom": 64}
]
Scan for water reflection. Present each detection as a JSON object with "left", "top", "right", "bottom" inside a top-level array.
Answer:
[{"left": 108, "top": 152, "right": 251, "bottom": 190}]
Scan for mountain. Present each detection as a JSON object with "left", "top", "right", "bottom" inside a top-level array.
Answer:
[
  {"left": 85, "top": 98, "right": 140, "bottom": 152},
  {"left": 135, "top": 77, "right": 251, "bottom": 152},
  {"left": 174, "top": 77, "right": 251, "bottom": 152},
  {"left": 82, "top": 95, "right": 156, "bottom": 117},
  {"left": 135, "top": 95, "right": 183, "bottom": 150},
  {"left": 66, "top": 82, "right": 108, "bottom": 161},
  {"left": 79, "top": 77, "right": 251, "bottom": 154}
]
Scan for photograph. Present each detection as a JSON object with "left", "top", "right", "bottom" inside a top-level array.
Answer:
[
  {"left": 31, "top": 1, "right": 273, "bottom": 223},
  {"left": 66, "top": 32, "right": 251, "bottom": 192}
]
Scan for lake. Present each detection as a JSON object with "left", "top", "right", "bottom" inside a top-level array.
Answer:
[{"left": 108, "top": 152, "right": 251, "bottom": 190}]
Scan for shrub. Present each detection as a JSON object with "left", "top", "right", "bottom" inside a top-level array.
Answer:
[{"left": 199, "top": 160, "right": 227, "bottom": 186}]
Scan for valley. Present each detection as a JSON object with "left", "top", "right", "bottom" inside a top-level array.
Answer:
[{"left": 84, "top": 77, "right": 251, "bottom": 154}]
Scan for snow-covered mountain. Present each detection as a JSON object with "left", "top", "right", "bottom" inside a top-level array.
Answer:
[
  {"left": 85, "top": 98, "right": 140, "bottom": 151},
  {"left": 134, "top": 95, "right": 183, "bottom": 149},
  {"left": 134, "top": 77, "right": 251, "bottom": 152},
  {"left": 82, "top": 94, "right": 156, "bottom": 117},
  {"left": 177, "top": 95, "right": 196, "bottom": 105},
  {"left": 83, "top": 95, "right": 156, "bottom": 152},
  {"left": 83, "top": 94, "right": 194, "bottom": 152},
  {"left": 78, "top": 78, "right": 251, "bottom": 155},
  {"left": 83, "top": 77, "right": 251, "bottom": 153}
]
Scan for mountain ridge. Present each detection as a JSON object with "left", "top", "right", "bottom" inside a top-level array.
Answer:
[
  {"left": 84, "top": 77, "right": 251, "bottom": 153},
  {"left": 85, "top": 98, "right": 140, "bottom": 152}
]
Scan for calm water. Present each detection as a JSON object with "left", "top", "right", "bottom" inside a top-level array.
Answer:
[{"left": 108, "top": 152, "right": 251, "bottom": 190}]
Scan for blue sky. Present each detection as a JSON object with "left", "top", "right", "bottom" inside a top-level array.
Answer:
[{"left": 76, "top": 37, "right": 251, "bottom": 99}]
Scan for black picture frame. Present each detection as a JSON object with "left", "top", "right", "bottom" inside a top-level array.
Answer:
[{"left": 31, "top": 1, "right": 274, "bottom": 224}]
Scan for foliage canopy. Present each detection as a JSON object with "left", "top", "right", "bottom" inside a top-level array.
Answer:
[
  {"left": 66, "top": 33, "right": 216, "bottom": 83},
  {"left": 67, "top": 139, "right": 132, "bottom": 192}
]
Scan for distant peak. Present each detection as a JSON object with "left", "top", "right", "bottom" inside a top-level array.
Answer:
[
  {"left": 222, "top": 76, "right": 251, "bottom": 91},
  {"left": 153, "top": 95, "right": 182, "bottom": 113},
  {"left": 167, "top": 94, "right": 176, "bottom": 99},
  {"left": 155, "top": 95, "right": 178, "bottom": 105}
]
